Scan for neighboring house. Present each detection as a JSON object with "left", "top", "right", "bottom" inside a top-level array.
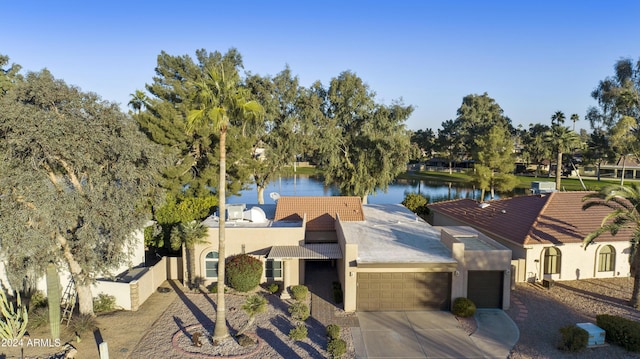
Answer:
[
  {"left": 428, "top": 192, "right": 633, "bottom": 284},
  {"left": 193, "top": 196, "right": 512, "bottom": 312}
]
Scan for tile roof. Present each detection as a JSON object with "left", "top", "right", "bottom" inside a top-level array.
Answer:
[
  {"left": 273, "top": 196, "right": 364, "bottom": 231},
  {"left": 428, "top": 192, "right": 633, "bottom": 246}
]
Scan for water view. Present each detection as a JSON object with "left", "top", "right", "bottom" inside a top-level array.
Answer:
[{"left": 227, "top": 175, "right": 525, "bottom": 205}]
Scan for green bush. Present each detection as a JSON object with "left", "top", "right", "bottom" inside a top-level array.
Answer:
[
  {"left": 332, "top": 282, "right": 343, "bottom": 304},
  {"left": 558, "top": 325, "right": 588, "bottom": 352},
  {"left": 70, "top": 314, "right": 97, "bottom": 334},
  {"left": 452, "top": 297, "right": 476, "bottom": 318},
  {"left": 208, "top": 283, "right": 228, "bottom": 293},
  {"left": 29, "top": 291, "right": 47, "bottom": 311},
  {"left": 402, "top": 193, "right": 430, "bottom": 216},
  {"left": 226, "top": 254, "right": 263, "bottom": 292},
  {"left": 267, "top": 283, "right": 280, "bottom": 294},
  {"left": 93, "top": 293, "right": 117, "bottom": 313},
  {"left": 326, "top": 324, "right": 341, "bottom": 340},
  {"left": 288, "top": 324, "right": 308, "bottom": 341},
  {"left": 597, "top": 314, "right": 640, "bottom": 352},
  {"left": 290, "top": 285, "right": 308, "bottom": 301},
  {"left": 327, "top": 338, "right": 347, "bottom": 358},
  {"left": 288, "top": 302, "right": 310, "bottom": 321}
]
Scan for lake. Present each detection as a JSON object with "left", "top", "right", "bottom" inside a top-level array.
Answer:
[{"left": 227, "top": 175, "right": 522, "bottom": 205}]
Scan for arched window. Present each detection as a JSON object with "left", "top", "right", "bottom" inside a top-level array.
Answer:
[
  {"left": 543, "top": 247, "right": 561, "bottom": 275},
  {"left": 205, "top": 251, "right": 219, "bottom": 278},
  {"left": 598, "top": 245, "right": 615, "bottom": 272}
]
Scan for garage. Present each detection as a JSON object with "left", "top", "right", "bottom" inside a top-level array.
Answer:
[
  {"left": 356, "top": 272, "right": 451, "bottom": 311},
  {"left": 467, "top": 271, "right": 503, "bottom": 308}
]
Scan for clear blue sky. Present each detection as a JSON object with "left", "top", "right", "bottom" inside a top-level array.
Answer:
[{"left": 4, "top": 1, "right": 639, "bottom": 132}]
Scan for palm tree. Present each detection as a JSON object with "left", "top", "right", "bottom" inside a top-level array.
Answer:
[
  {"left": 170, "top": 221, "right": 208, "bottom": 289},
  {"left": 570, "top": 113, "right": 579, "bottom": 132},
  {"left": 583, "top": 184, "right": 640, "bottom": 308},
  {"left": 128, "top": 89, "right": 148, "bottom": 113},
  {"left": 545, "top": 124, "right": 581, "bottom": 190},
  {"left": 551, "top": 111, "right": 566, "bottom": 126},
  {"left": 187, "top": 62, "right": 264, "bottom": 340}
]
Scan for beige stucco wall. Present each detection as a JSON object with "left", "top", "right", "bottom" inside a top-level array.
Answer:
[
  {"left": 440, "top": 228, "right": 512, "bottom": 310},
  {"left": 523, "top": 242, "right": 632, "bottom": 283},
  {"left": 192, "top": 226, "right": 306, "bottom": 288},
  {"left": 336, "top": 217, "right": 358, "bottom": 312}
]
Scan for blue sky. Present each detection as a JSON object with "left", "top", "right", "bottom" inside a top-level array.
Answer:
[{"left": 4, "top": 1, "right": 639, "bottom": 132}]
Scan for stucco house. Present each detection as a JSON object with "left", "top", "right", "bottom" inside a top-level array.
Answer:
[
  {"left": 428, "top": 192, "right": 634, "bottom": 284},
  {"left": 192, "top": 196, "right": 512, "bottom": 311}
]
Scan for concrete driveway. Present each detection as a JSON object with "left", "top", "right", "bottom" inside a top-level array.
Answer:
[{"left": 352, "top": 310, "right": 518, "bottom": 359}]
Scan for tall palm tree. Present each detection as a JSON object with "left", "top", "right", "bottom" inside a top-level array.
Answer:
[
  {"left": 170, "top": 221, "right": 208, "bottom": 288},
  {"left": 551, "top": 110, "right": 566, "bottom": 126},
  {"left": 583, "top": 184, "right": 640, "bottom": 308},
  {"left": 570, "top": 113, "right": 579, "bottom": 132},
  {"left": 187, "top": 62, "right": 263, "bottom": 340},
  {"left": 545, "top": 124, "right": 581, "bottom": 190}
]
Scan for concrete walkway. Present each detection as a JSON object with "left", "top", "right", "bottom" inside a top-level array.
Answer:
[{"left": 353, "top": 310, "right": 518, "bottom": 359}]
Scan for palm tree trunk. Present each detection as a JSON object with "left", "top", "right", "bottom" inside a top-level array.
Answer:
[
  {"left": 213, "top": 128, "right": 229, "bottom": 340},
  {"left": 555, "top": 151, "right": 562, "bottom": 190},
  {"left": 187, "top": 246, "right": 195, "bottom": 288}
]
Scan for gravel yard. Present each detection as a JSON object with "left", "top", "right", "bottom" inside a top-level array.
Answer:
[
  {"left": 506, "top": 277, "right": 640, "bottom": 359},
  {"left": 129, "top": 289, "right": 355, "bottom": 359}
]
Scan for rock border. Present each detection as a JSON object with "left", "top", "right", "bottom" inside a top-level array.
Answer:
[{"left": 171, "top": 324, "right": 263, "bottom": 358}]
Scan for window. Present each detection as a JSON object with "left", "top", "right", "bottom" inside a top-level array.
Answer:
[
  {"left": 598, "top": 246, "right": 615, "bottom": 272},
  {"left": 543, "top": 247, "right": 561, "bottom": 275},
  {"left": 205, "top": 251, "right": 219, "bottom": 278},
  {"left": 265, "top": 260, "right": 282, "bottom": 278}
]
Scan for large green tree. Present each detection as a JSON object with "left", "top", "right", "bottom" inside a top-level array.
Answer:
[
  {"left": 245, "top": 67, "right": 307, "bottom": 203},
  {"left": 472, "top": 124, "right": 517, "bottom": 200},
  {"left": 0, "top": 55, "right": 22, "bottom": 95},
  {"left": 314, "top": 71, "right": 413, "bottom": 203},
  {"left": 588, "top": 58, "right": 640, "bottom": 182},
  {"left": 187, "top": 56, "right": 264, "bottom": 340},
  {"left": 583, "top": 184, "right": 640, "bottom": 308},
  {"left": 452, "top": 93, "right": 512, "bottom": 158},
  {"left": 134, "top": 50, "right": 251, "bottom": 221},
  {"left": 0, "top": 70, "right": 163, "bottom": 315},
  {"left": 521, "top": 123, "right": 551, "bottom": 177}
]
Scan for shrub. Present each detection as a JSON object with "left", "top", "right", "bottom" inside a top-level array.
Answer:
[
  {"left": 402, "top": 193, "right": 430, "bottom": 216},
  {"left": 288, "top": 302, "right": 310, "bottom": 321},
  {"left": 326, "top": 324, "right": 341, "bottom": 340},
  {"left": 267, "top": 283, "right": 280, "bottom": 294},
  {"left": 237, "top": 334, "right": 255, "bottom": 347},
  {"left": 327, "top": 338, "right": 347, "bottom": 358},
  {"left": 226, "top": 254, "right": 263, "bottom": 292},
  {"left": 27, "top": 306, "right": 49, "bottom": 329},
  {"left": 208, "top": 283, "right": 228, "bottom": 293},
  {"left": 70, "top": 314, "right": 97, "bottom": 334},
  {"left": 290, "top": 285, "right": 308, "bottom": 301},
  {"left": 597, "top": 314, "right": 640, "bottom": 352},
  {"left": 93, "top": 293, "right": 117, "bottom": 313},
  {"left": 452, "top": 297, "right": 476, "bottom": 318},
  {"left": 558, "top": 325, "right": 588, "bottom": 352},
  {"left": 288, "top": 324, "right": 308, "bottom": 341},
  {"left": 29, "top": 290, "right": 47, "bottom": 311}
]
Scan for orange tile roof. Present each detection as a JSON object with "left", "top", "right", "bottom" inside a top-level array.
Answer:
[
  {"left": 274, "top": 196, "right": 364, "bottom": 231},
  {"left": 428, "top": 192, "right": 633, "bottom": 246}
]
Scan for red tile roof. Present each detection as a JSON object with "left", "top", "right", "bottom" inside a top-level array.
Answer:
[
  {"left": 274, "top": 196, "right": 364, "bottom": 231},
  {"left": 428, "top": 192, "right": 632, "bottom": 246}
]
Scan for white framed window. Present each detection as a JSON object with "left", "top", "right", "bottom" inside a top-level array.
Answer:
[
  {"left": 265, "top": 259, "right": 282, "bottom": 278},
  {"left": 205, "top": 251, "right": 219, "bottom": 278},
  {"left": 598, "top": 245, "right": 615, "bottom": 272},
  {"left": 543, "top": 247, "right": 561, "bottom": 275}
]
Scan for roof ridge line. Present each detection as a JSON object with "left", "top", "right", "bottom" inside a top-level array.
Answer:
[{"left": 522, "top": 192, "right": 555, "bottom": 245}]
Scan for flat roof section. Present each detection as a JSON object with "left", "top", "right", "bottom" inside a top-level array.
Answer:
[
  {"left": 438, "top": 226, "right": 508, "bottom": 251},
  {"left": 341, "top": 204, "right": 456, "bottom": 265}
]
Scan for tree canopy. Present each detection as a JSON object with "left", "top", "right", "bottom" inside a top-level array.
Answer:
[
  {"left": 0, "top": 68, "right": 164, "bottom": 315},
  {"left": 313, "top": 71, "right": 414, "bottom": 202}
]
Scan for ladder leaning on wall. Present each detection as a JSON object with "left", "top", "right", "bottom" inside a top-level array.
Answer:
[{"left": 60, "top": 279, "right": 77, "bottom": 326}]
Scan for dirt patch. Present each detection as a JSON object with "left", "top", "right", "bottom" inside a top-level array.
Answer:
[{"left": 0, "top": 281, "right": 177, "bottom": 359}]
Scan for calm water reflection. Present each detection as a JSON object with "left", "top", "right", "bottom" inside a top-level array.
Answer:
[{"left": 227, "top": 175, "right": 524, "bottom": 205}]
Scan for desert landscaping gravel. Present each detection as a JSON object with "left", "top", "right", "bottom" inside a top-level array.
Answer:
[{"left": 506, "top": 277, "right": 640, "bottom": 359}]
